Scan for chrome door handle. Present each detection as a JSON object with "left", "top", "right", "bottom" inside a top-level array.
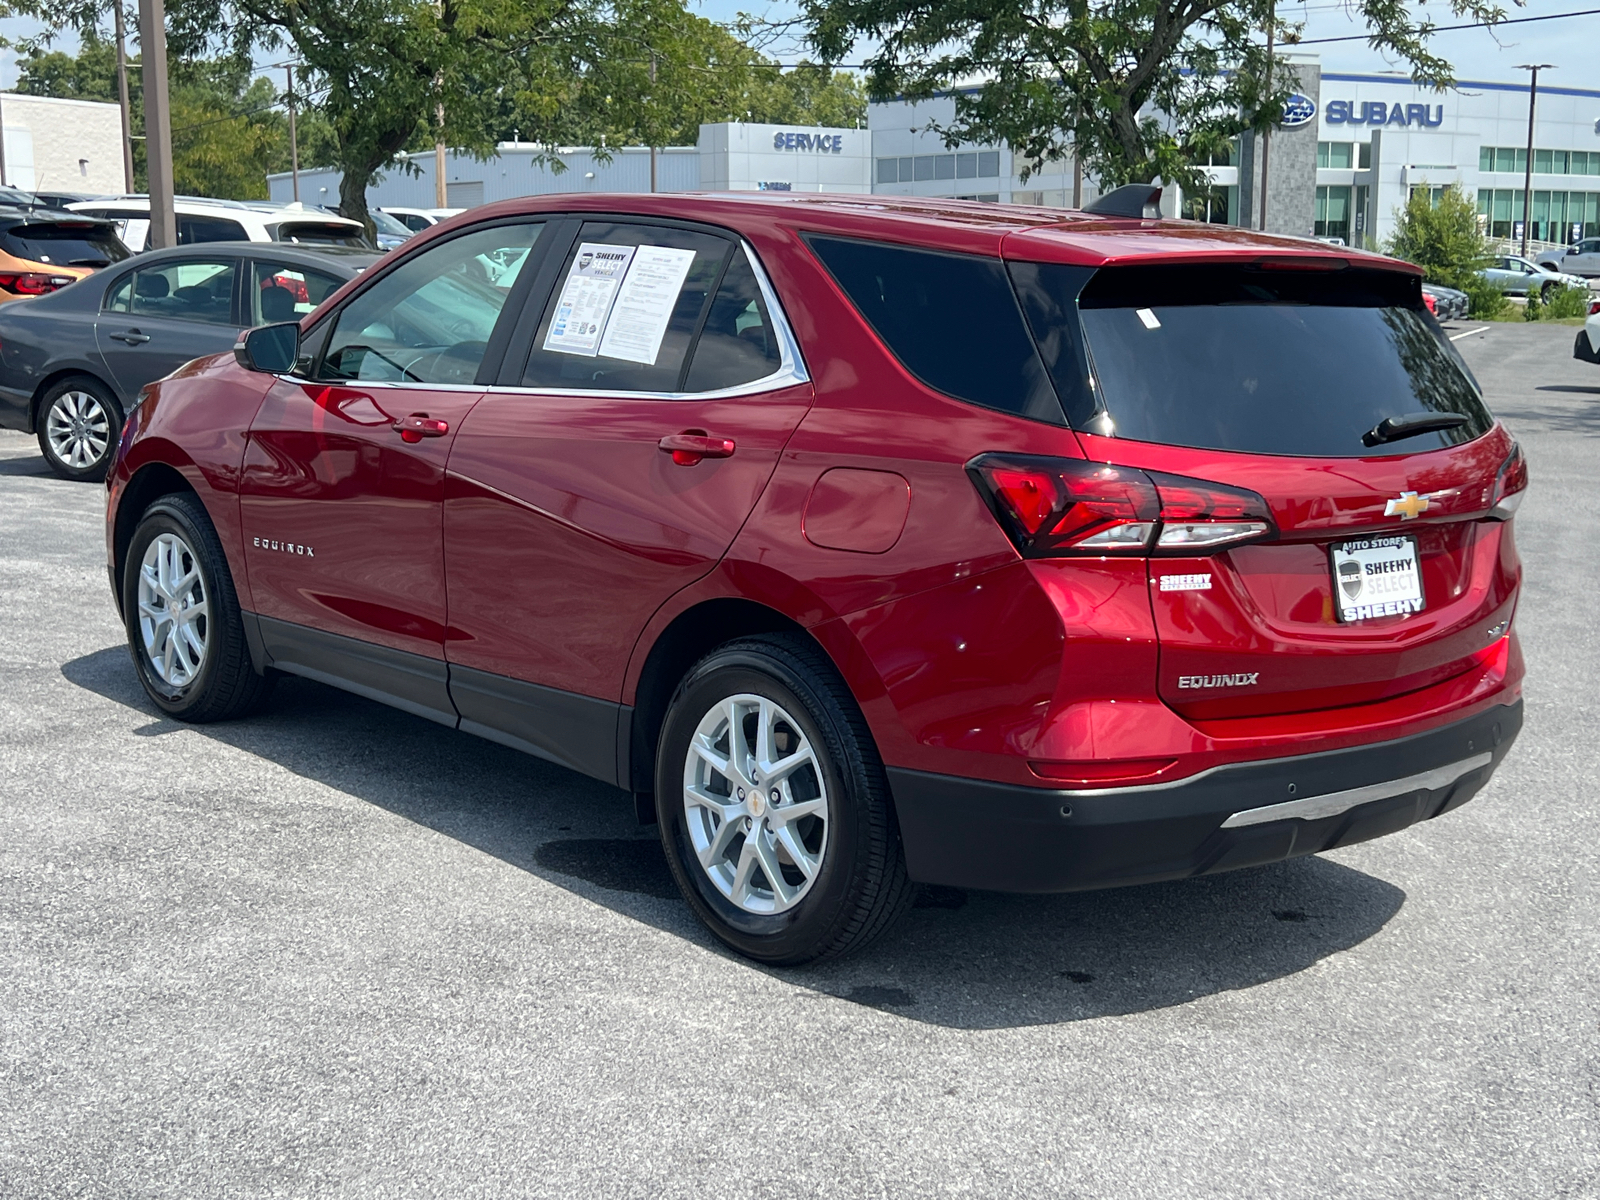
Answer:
[
  {"left": 659, "top": 431, "right": 736, "bottom": 466},
  {"left": 109, "top": 329, "right": 151, "bottom": 344}
]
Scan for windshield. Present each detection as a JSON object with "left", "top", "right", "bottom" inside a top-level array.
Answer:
[
  {"left": 1, "top": 220, "right": 130, "bottom": 267},
  {"left": 1009, "top": 261, "right": 1493, "bottom": 457},
  {"left": 276, "top": 221, "right": 373, "bottom": 250},
  {"left": 369, "top": 210, "right": 412, "bottom": 238}
]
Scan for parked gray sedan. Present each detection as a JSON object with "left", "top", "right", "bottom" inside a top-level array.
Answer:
[
  {"left": 1484, "top": 254, "right": 1590, "bottom": 298},
  {"left": 0, "top": 242, "right": 376, "bottom": 480}
]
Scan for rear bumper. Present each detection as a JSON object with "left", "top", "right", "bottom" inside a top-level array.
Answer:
[{"left": 888, "top": 699, "right": 1522, "bottom": 892}]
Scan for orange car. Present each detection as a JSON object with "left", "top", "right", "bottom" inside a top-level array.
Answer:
[{"left": 0, "top": 208, "right": 128, "bottom": 306}]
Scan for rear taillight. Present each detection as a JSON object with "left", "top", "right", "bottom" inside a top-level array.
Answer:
[
  {"left": 1423, "top": 291, "right": 1437, "bottom": 314},
  {"left": 1589, "top": 298, "right": 1600, "bottom": 316},
  {"left": 968, "top": 454, "right": 1274, "bottom": 557},
  {"left": 1489, "top": 442, "right": 1528, "bottom": 520},
  {"left": 0, "top": 272, "right": 73, "bottom": 296}
]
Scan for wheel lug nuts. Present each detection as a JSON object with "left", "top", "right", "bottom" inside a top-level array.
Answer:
[
  {"left": 769, "top": 789, "right": 780, "bottom": 803},
  {"left": 737, "top": 788, "right": 746, "bottom": 801}
]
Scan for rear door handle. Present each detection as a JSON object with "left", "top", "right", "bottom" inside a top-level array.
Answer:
[
  {"left": 393, "top": 412, "right": 450, "bottom": 443},
  {"left": 109, "top": 329, "right": 151, "bottom": 344},
  {"left": 659, "top": 431, "right": 736, "bottom": 466}
]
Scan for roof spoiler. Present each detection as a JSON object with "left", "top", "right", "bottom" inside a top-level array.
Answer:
[{"left": 1083, "top": 184, "right": 1163, "bottom": 219}]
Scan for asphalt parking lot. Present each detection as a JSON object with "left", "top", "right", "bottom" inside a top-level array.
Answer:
[{"left": 2, "top": 320, "right": 1598, "bottom": 1199}]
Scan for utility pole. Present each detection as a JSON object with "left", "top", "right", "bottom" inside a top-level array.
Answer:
[
  {"left": 649, "top": 52, "right": 658, "bottom": 194},
  {"left": 433, "top": 0, "right": 447, "bottom": 208},
  {"left": 285, "top": 64, "right": 300, "bottom": 202},
  {"left": 0, "top": 83, "right": 8, "bottom": 188},
  {"left": 137, "top": 0, "right": 176, "bottom": 248},
  {"left": 113, "top": 3, "right": 135, "bottom": 192},
  {"left": 1258, "top": 0, "right": 1275, "bottom": 231},
  {"left": 1516, "top": 63, "right": 1554, "bottom": 257}
]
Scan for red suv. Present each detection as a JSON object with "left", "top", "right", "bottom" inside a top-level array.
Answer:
[{"left": 106, "top": 191, "right": 1525, "bottom": 963}]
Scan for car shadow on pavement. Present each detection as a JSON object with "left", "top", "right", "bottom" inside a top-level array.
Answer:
[
  {"left": 64, "top": 646, "right": 1407, "bottom": 1031},
  {"left": 0, "top": 454, "right": 53, "bottom": 477}
]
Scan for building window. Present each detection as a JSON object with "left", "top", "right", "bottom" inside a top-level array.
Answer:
[
  {"left": 1316, "top": 185, "right": 1352, "bottom": 241},
  {"left": 874, "top": 148, "right": 1004, "bottom": 186},
  {"left": 1354, "top": 186, "right": 1370, "bottom": 239},
  {"left": 1482, "top": 188, "right": 1600, "bottom": 241},
  {"left": 1408, "top": 185, "right": 1447, "bottom": 208},
  {"left": 1182, "top": 185, "right": 1236, "bottom": 224},
  {"left": 1480, "top": 146, "right": 1600, "bottom": 176},
  {"left": 1317, "top": 141, "right": 1354, "bottom": 170},
  {"left": 1200, "top": 142, "right": 1235, "bottom": 167},
  {"left": 1358, "top": 141, "right": 1372, "bottom": 169}
]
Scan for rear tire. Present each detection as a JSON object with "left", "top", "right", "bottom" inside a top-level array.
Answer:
[
  {"left": 37, "top": 375, "right": 123, "bottom": 482},
  {"left": 656, "top": 634, "right": 913, "bottom": 964},
  {"left": 122, "top": 492, "right": 273, "bottom": 722}
]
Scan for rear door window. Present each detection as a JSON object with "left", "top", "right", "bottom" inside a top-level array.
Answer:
[
  {"left": 250, "top": 259, "right": 347, "bottom": 324},
  {"left": 682, "top": 248, "right": 784, "bottom": 392},
  {"left": 1016, "top": 261, "right": 1493, "bottom": 457},
  {"left": 520, "top": 222, "right": 730, "bottom": 393},
  {"left": 806, "top": 236, "right": 1063, "bottom": 424}
]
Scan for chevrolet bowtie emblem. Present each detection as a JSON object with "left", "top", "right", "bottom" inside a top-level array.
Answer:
[{"left": 1384, "top": 491, "right": 1430, "bottom": 520}]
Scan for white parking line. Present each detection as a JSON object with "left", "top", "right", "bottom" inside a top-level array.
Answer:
[{"left": 1450, "top": 325, "right": 1491, "bottom": 340}]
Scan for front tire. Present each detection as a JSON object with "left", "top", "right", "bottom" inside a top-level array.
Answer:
[
  {"left": 37, "top": 375, "right": 122, "bottom": 482},
  {"left": 122, "top": 492, "right": 273, "bottom": 721},
  {"left": 656, "top": 634, "right": 913, "bottom": 964}
]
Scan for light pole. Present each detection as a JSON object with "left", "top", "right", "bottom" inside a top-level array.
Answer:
[
  {"left": 286, "top": 64, "right": 300, "bottom": 203},
  {"left": 1259, "top": 0, "right": 1275, "bottom": 231},
  {"left": 113, "top": 2, "right": 135, "bottom": 192},
  {"left": 1515, "top": 63, "right": 1554, "bottom": 258}
]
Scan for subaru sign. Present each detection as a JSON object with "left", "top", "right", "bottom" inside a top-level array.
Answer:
[
  {"left": 1326, "top": 100, "right": 1445, "bottom": 128},
  {"left": 1281, "top": 93, "right": 1317, "bottom": 128}
]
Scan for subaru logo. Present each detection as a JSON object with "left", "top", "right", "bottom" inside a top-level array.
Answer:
[{"left": 1281, "top": 93, "right": 1317, "bottom": 128}]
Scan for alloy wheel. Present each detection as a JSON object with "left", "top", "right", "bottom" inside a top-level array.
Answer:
[
  {"left": 682, "top": 692, "right": 829, "bottom": 915},
  {"left": 45, "top": 390, "right": 111, "bottom": 471},
  {"left": 137, "top": 532, "right": 210, "bottom": 689}
]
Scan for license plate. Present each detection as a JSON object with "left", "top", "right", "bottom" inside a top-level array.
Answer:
[{"left": 1330, "top": 535, "right": 1425, "bottom": 623}]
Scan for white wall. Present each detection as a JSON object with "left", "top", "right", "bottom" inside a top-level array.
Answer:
[
  {"left": 697, "top": 123, "right": 872, "bottom": 193},
  {"left": 0, "top": 92, "right": 122, "bottom": 194}
]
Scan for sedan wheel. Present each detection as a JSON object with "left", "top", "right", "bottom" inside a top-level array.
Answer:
[{"left": 37, "top": 378, "right": 121, "bottom": 482}]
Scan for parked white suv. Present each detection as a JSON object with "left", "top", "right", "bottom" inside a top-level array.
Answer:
[
  {"left": 377, "top": 207, "right": 465, "bottom": 233},
  {"left": 1575, "top": 294, "right": 1600, "bottom": 365},
  {"left": 66, "top": 196, "right": 370, "bottom": 252}
]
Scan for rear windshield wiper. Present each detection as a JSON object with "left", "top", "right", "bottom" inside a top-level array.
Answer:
[{"left": 1362, "top": 412, "right": 1471, "bottom": 447}]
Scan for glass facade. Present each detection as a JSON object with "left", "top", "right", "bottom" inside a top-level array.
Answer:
[
  {"left": 1479, "top": 147, "right": 1600, "bottom": 176},
  {"left": 1478, "top": 189, "right": 1600, "bottom": 240},
  {"left": 1317, "top": 141, "right": 1354, "bottom": 169}
]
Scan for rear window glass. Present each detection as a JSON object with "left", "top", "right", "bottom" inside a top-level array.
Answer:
[
  {"left": 1, "top": 221, "right": 129, "bottom": 267},
  {"left": 683, "top": 249, "right": 783, "bottom": 392},
  {"left": 807, "top": 236, "right": 1063, "bottom": 424},
  {"left": 1016, "top": 261, "right": 1493, "bottom": 457}
]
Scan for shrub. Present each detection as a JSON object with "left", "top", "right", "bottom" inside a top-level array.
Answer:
[
  {"left": 1386, "top": 185, "right": 1493, "bottom": 295},
  {"left": 1544, "top": 282, "right": 1592, "bottom": 320},
  {"left": 1524, "top": 288, "right": 1543, "bottom": 321},
  {"left": 1463, "top": 274, "right": 1507, "bottom": 318}
]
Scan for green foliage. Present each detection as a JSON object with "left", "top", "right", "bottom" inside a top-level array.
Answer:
[
  {"left": 12, "top": 35, "right": 306, "bottom": 200},
  {"left": 1461, "top": 274, "right": 1507, "bottom": 319},
  {"left": 1386, "top": 185, "right": 1494, "bottom": 294},
  {"left": 1522, "top": 287, "right": 1543, "bottom": 321},
  {"left": 1542, "top": 282, "right": 1592, "bottom": 320},
  {"left": 803, "top": 0, "right": 1503, "bottom": 192}
]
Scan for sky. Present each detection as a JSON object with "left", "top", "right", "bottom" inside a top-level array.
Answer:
[{"left": 1, "top": 0, "right": 1595, "bottom": 92}]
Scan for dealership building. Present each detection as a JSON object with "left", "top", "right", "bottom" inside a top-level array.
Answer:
[{"left": 269, "top": 59, "right": 1600, "bottom": 246}]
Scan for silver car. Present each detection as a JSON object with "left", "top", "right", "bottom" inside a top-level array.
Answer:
[
  {"left": 1536, "top": 237, "right": 1600, "bottom": 279},
  {"left": 1483, "top": 255, "right": 1590, "bottom": 298}
]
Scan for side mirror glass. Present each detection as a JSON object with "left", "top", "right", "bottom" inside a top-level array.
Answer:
[{"left": 235, "top": 321, "right": 299, "bottom": 374}]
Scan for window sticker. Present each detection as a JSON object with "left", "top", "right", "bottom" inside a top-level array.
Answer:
[
  {"left": 543, "top": 243, "right": 636, "bottom": 356},
  {"left": 597, "top": 246, "right": 698, "bottom": 365}
]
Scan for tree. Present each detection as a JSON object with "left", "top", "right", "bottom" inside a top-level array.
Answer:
[
  {"left": 166, "top": 0, "right": 592, "bottom": 230},
  {"left": 803, "top": 0, "right": 1504, "bottom": 193},
  {"left": 12, "top": 35, "right": 314, "bottom": 199},
  {"left": 1386, "top": 185, "right": 1502, "bottom": 316}
]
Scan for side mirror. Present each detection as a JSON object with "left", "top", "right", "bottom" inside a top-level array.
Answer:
[{"left": 234, "top": 322, "right": 299, "bottom": 374}]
